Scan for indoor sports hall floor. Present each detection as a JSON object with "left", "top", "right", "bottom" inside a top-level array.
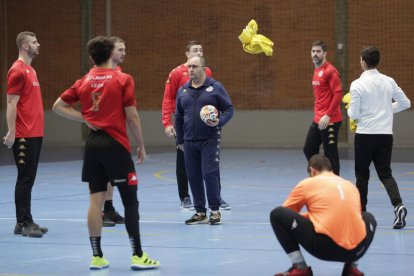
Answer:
[{"left": 0, "top": 147, "right": 413, "bottom": 275}]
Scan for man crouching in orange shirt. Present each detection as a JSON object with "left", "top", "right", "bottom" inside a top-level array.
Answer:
[{"left": 270, "top": 154, "right": 376, "bottom": 276}]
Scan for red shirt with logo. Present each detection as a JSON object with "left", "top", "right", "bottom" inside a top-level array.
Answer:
[
  {"left": 7, "top": 60, "right": 44, "bottom": 138},
  {"left": 312, "top": 61, "right": 342, "bottom": 123},
  {"left": 162, "top": 64, "right": 212, "bottom": 128},
  {"left": 59, "top": 67, "right": 136, "bottom": 152}
]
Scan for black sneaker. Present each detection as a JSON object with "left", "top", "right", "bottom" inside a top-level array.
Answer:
[
  {"left": 22, "top": 222, "right": 44, "bottom": 238},
  {"left": 102, "top": 213, "right": 116, "bottom": 227},
  {"left": 209, "top": 211, "right": 222, "bottom": 225},
  {"left": 185, "top": 213, "right": 209, "bottom": 225},
  {"left": 341, "top": 263, "right": 364, "bottom": 276},
  {"left": 103, "top": 210, "right": 125, "bottom": 224},
  {"left": 393, "top": 204, "right": 407, "bottom": 229},
  {"left": 14, "top": 223, "right": 23, "bottom": 235}
]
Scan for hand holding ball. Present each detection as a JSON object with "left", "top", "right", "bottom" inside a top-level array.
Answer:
[{"left": 200, "top": 105, "right": 219, "bottom": 127}]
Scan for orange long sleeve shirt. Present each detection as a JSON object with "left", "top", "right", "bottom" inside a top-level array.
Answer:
[{"left": 283, "top": 171, "right": 366, "bottom": 250}]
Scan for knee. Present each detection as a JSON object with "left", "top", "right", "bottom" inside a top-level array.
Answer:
[
  {"left": 269, "top": 206, "right": 285, "bottom": 223},
  {"left": 376, "top": 167, "right": 392, "bottom": 180}
]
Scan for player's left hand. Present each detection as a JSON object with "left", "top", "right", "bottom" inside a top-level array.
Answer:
[
  {"left": 136, "top": 147, "right": 147, "bottom": 164},
  {"left": 318, "top": 115, "right": 330, "bottom": 130},
  {"left": 206, "top": 118, "right": 219, "bottom": 127}
]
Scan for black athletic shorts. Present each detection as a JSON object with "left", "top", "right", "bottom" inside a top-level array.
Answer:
[{"left": 82, "top": 130, "right": 137, "bottom": 194}]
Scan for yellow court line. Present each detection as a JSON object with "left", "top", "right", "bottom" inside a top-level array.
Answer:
[{"left": 154, "top": 169, "right": 174, "bottom": 181}]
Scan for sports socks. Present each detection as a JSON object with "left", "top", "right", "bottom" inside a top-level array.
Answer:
[
  {"left": 129, "top": 235, "right": 143, "bottom": 257},
  {"left": 288, "top": 250, "right": 308, "bottom": 269},
  {"left": 90, "top": 236, "right": 103, "bottom": 257}
]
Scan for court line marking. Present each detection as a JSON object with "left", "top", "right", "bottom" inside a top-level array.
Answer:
[{"left": 0, "top": 217, "right": 412, "bottom": 230}]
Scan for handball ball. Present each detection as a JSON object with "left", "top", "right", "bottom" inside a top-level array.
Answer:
[{"left": 200, "top": 105, "right": 218, "bottom": 125}]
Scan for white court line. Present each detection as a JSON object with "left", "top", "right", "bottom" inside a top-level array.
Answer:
[{"left": 0, "top": 217, "right": 412, "bottom": 229}]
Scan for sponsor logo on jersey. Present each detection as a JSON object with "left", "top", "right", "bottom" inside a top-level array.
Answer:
[
  {"left": 32, "top": 81, "right": 40, "bottom": 87},
  {"left": 128, "top": 172, "right": 138, "bottom": 186},
  {"left": 86, "top": 75, "right": 113, "bottom": 81},
  {"left": 312, "top": 81, "right": 320, "bottom": 85}
]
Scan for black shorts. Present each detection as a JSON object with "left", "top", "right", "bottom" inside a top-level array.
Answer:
[{"left": 82, "top": 130, "right": 137, "bottom": 194}]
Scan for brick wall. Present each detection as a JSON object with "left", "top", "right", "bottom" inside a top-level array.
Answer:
[{"left": 1, "top": 0, "right": 413, "bottom": 111}]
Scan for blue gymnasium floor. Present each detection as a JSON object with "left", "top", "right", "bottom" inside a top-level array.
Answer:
[{"left": 0, "top": 148, "right": 413, "bottom": 276}]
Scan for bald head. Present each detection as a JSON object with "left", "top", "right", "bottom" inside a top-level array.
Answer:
[{"left": 188, "top": 56, "right": 206, "bottom": 67}]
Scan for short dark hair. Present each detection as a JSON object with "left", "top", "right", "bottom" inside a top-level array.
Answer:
[
  {"left": 361, "top": 46, "right": 380, "bottom": 68},
  {"left": 16, "top": 31, "right": 36, "bottom": 49},
  {"left": 186, "top": 40, "right": 202, "bottom": 52},
  {"left": 307, "top": 154, "right": 332, "bottom": 174},
  {"left": 312, "top": 40, "right": 327, "bottom": 52},
  {"left": 110, "top": 36, "right": 125, "bottom": 44},
  {"left": 86, "top": 36, "right": 114, "bottom": 66}
]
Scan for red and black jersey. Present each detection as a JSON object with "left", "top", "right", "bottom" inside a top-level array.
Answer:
[
  {"left": 312, "top": 61, "right": 342, "bottom": 123},
  {"left": 7, "top": 60, "right": 44, "bottom": 138},
  {"left": 161, "top": 64, "right": 212, "bottom": 128},
  {"left": 60, "top": 67, "right": 136, "bottom": 152}
]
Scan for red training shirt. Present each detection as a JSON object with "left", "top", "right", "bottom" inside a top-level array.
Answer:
[
  {"left": 312, "top": 61, "right": 342, "bottom": 123},
  {"left": 161, "top": 64, "right": 212, "bottom": 128},
  {"left": 7, "top": 60, "right": 44, "bottom": 138},
  {"left": 59, "top": 67, "right": 136, "bottom": 152}
]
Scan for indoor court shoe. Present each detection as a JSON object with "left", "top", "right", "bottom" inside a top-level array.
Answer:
[
  {"left": 393, "top": 204, "right": 407, "bottom": 229},
  {"left": 131, "top": 252, "right": 160, "bottom": 270},
  {"left": 103, "top": 210, "right": 125, "bottom": 224},
  {"left": 341, "top": 263, "right": 364, "bottom": 276},
  {"left": 219, "top": 198, "right": 231, "bottom": 210},
  {"left": 274, "top": 264, "right": 313, "bottom": 276},
  {"left": 14, "top": 223, "right": 23, "bottom": 235},
  {"left": 21, "top": 222, "right": 44, "bottom": 238},
  {"left": 32, "top": 222, "right": 48, "bottom": 234},
  {"left": 102, "top": 213, "right": 116, "bottom": 227},
  {"left": 209, "top": 211, "right": 222, "bottom": 225},
  {"left": 185, "top": 213, "right": 209, "bottom": 225},
  {"left": 89, "top": 256, "right": 109, "bottom": 270},
  {"left": 181, "top": 196, "right": 194, "bottom": 210}
]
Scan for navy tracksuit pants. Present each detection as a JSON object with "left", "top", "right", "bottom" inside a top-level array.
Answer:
[{"left": 184, "top": 138, "right": 221, "bottom": 213}]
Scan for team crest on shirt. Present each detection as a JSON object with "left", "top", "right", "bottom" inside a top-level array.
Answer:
[
  {"left": 183, "top": 89, "right": 187, "bottom": 93},
  {"left": 318, "top": 71, "right": 324, "bottom": 77},
  {"left": 26, "top": 69, "right": 30, "bottom": 74},
  {"left": 128, "top": 172, "right": 138, "bottom": 186},
  {"left": 206, "top": 86, "right": 213, "bottom": 92}
]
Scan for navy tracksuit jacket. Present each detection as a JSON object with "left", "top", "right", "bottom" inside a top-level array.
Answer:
[{"left": 175, "top": 77, "right": 233, "bottom": 212}]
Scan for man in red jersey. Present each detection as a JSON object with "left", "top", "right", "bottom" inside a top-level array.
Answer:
[
  {"left": 303, "top": 40, "right": 342, "bottom": 175},
  {"left": 53, "top": 36, "right": 159, "bottom": 270},
  {"left": 100, "top": 36, "right": 127, "bottom": 227},
  {"left": 3, "top": 31, "right": 48, "bottom": 238},
  {"left": 271, "top": 155, "right": 376, "bottom": 276},
  {"left": 161, "top": 41, "right": 230, "bottom": 210}
]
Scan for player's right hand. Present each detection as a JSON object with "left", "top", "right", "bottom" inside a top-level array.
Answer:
[
  {"left": 165, "top": 125, "right": 176, "bottom": 137},
  {"left": 85, "top": 120, "right": 100, "bottom": 131},
  {"left": 3, "top": 131, "right": 15, "bottom": 149}
]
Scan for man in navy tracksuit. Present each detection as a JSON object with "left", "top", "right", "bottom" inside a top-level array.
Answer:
[{"left": 175, "top": 56, "right": 233, "bottom": 225}]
